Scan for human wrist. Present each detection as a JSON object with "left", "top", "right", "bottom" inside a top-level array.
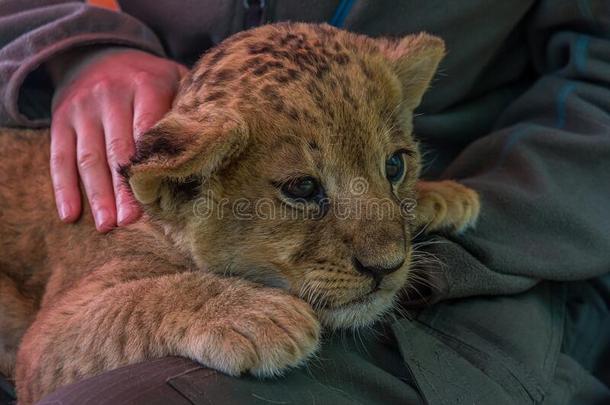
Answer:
[{"left": 47, "top": 46, "right": 136, "bottom": 88}]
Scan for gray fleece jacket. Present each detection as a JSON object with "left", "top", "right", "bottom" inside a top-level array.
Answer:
[{"left": 1, "top": 1, "right": 609, "bottom": 404}]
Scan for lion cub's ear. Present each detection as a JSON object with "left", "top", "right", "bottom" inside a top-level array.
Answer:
[
  {"left": 122, "top": 112, "right": 249, "bottom": 205},
  {"left": 380, "top": 33, "right": 445, "bottom": 109}
]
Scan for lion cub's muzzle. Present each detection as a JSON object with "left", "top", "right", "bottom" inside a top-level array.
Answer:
[
  {"left": 352, "top": 257, "right": 405, "bottom": 289},
  {"left": 348, "top": 217, "right": 408, "bottom": 286}
]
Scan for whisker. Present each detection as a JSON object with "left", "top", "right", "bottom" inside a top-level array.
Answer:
[{"left": 412, "top": 238, "right": 448, "bottom": 247}]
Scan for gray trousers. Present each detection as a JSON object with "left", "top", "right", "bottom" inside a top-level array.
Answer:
[{"left": 32, "top": 277, "right": 610, "bottom": 405}]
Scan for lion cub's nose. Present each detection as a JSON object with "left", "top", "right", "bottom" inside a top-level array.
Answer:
[{"left": 352, "top": 257, "right": 404, "bottom": 278}]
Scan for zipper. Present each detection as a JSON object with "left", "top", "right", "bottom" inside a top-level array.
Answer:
[
  {"left": 243, "top": 0, "right": 266, "bottom": 29},
  {"left": 329, "top": 0, "right": 357, "bottom": 28}
]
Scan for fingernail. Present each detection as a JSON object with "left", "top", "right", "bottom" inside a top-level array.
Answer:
[
  {"left": 95, "top": 208, "right": 113, "bottom": 231},
  {"left": 117, "top": 205, "right": 134, "bottom": 226},
  {"left": 59, "top": 203, "right": 72, "bottom": 221}
]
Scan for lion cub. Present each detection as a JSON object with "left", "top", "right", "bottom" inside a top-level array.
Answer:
[{"left": 0, "top": 23, "right": 479, "bottom": 403}]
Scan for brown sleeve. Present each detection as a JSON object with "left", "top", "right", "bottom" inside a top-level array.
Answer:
[{"left": 0, "top": 0, "right": 165, "bottom": 128}]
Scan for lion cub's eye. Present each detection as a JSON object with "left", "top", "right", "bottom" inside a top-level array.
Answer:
[
  {"left": 386, "top": 151, "right": 406, "bottom": 183},
  {"left": 281, "top": 177, "right": 321, "bottom": 200}
]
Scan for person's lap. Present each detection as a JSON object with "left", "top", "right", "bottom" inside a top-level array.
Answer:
[
  {"left": 36, "top": 323, "right": 423, "bottom": 405},
  {"left": 35, "top": 277, "right": 610, "bottom": 405}
]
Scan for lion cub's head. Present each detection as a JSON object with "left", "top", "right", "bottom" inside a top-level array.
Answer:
[{"left": 122, "top": 23, "right": 444, "bottom": 329}]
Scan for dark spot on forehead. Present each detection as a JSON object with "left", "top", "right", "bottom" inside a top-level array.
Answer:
[
  {"left": 241, "top": 57, "right": 264, "bottom": 72},
  {"left": 253, "top": 64, "right": 270, "bottom": 76},
  {"left": 213, "top": 69, "right": 237, "bottom": 83},
  {"left": 189, "top": 68, "right": 211, "bottom": 89},
  {"left": 254, "top": 61, "right": 286, "bottom": 77},
  {"left": 248, "top": 43, "right": 273, "bottom": 55},
  {"left": 287, "top": 68, "right": 300, "bottom": 80},
  {"left": 315, "top": 64, "right": 330, "bottom": 79},
  {"left": 271, "top": 100, "right": 284, "bottom": 113},
  {"left": 268, "top": 60, "right": 285, "bottom": 69},
  {"left": 176, "top": 104, "right": 191, "bottom": 114},
  {"left": 305, "top": 79, "right": 335, "bottom": 115},
  {"left": 204, "top": 90, "right": 227, "bottom": 103},
  {"left": 333, "top": 53, "right": 350, "bottom": 65},
  {"left": 278, "top": 33, "right": 297, "bottom": 46},
  {"left": 207, "top": 47, "right": 226, "bottom": 66},
  {"left": 305, "top": 80, "right": 317, "bottom": 93},
  {"left": 270, "top": 49, "right": 291, "bottom": 60},
  {"left": 274, "top": 74, "right": 290, "bottom": 83},
  {"left": 262, "top": 84, "right": 279, "bottom": 99},
  {"left": 287, "top": 107, "right": 300, "bottom": 121}
]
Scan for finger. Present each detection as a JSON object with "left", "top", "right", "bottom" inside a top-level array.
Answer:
[
  {"left": 74, "top": 114, "right": 117, "bottom": 232},
  {"left": 50, "top": 117, "right": 81, "bottom": 222},
  {"left": 132, "top": 81, "right": 176, "bottom": 139},
  {"left": 102, "top": 97, "right": 142, "bottom": 226}
]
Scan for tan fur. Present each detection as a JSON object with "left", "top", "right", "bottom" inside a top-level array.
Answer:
[{"left": 0, "top": 23, "right": 479, "bottom": 404}]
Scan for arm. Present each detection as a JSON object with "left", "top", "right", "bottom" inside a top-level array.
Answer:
[
  {"left": 15, "top": 264, "right": 319, "bottom": 404},
  {"left": 0, "top": 1, "right": 187, "bottom": 231},
  {"left": 419, "top": 0, "right": 610, "bottom": 301},
  {"left": 0, "top": 0, "right": 165, "bottom": 127}
]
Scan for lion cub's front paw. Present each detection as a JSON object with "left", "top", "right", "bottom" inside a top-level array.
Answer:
[
  {"left": 183, "top": 287, "right": 320, "bottom": 378},
  {"left": 415, "top": 180, "right": 480, "bottom": 233}
]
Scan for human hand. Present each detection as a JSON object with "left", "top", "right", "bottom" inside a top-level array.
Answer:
[{"left": 49, "top": 48, "right": 187, "bottom": 232}]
